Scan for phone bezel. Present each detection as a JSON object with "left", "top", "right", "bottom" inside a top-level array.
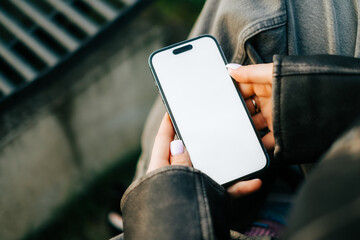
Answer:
[{"left": 149, "top": 34, "right": 269, "bottom": 187}]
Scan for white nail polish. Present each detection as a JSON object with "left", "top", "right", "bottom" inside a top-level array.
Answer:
[
  {"left": 226, "top": 63, "right": 242, "bottom": 70},
  {"left": 170, "top": 140, "right": 184, "bottom": 156}
]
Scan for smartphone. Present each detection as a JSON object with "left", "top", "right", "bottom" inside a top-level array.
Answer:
[{"left": 149, "top": 35, "right": 268, "bottom": 186}]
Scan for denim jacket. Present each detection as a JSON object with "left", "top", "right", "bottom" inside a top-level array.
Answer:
[{"left": 190, "top": 0, "right": 360, "bottom": 64}]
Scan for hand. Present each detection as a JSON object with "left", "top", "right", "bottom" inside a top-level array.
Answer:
[
  {"left": 147, "top": 113, "right": 262, "bottom": 198},
  {"left": 147, "top": 113, "right": 192, "bottom": 173},
  {"left": 227, "top": 63, "right": 275, "bottom": 151}
]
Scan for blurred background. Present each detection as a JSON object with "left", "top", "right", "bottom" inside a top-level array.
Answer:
[{"left": 0, "top": 0, "right": 204, "bottom": 239}]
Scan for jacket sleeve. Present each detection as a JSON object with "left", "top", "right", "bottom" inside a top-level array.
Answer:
[
  {"left": 272, "top": 55, "right": 360, "bottom": 165},
  {"left": 120, "top": 166, "right": 230, "bottom": 240}
]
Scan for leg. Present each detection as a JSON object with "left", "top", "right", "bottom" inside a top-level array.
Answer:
[{"left": 284, "top": 119, "right": 360, "bottom": 240}]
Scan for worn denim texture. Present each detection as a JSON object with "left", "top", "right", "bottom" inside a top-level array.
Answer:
[
  {"left": 272, "top": 55, "right": 360, "bottom": 164},
  {"left": 121, "top": 166, "right": 229, "bottom": 240}
]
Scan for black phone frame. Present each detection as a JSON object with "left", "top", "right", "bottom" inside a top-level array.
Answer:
[{"left": 148, "top": 34, "right": 269, "bottom": 187}]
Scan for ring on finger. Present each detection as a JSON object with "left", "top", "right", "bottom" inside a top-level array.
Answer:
[{"left": 251, "top": 97, "right": 260, "bottom": 113}]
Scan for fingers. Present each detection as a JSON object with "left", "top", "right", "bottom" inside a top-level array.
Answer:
[
  {"left": 227, "top": 178, "right": 262, "bottom": 198},
  {"left": 245, "top": 98, "right": 256, "bottom": 115},
  {"left": 262, "top": 132, "right": 275, "bottom": 151},
  {"left": 252, "top": 112, "right": 268, "bottom": 130},
  {"left": 245, "top": 95, "right": 262, "bottom": 116},
  {"left": 227, "top": 63, "right": 273, "bottom": 84},
  {"left": 170, "top": 140, "right": 192, "bottom": 167},
  {"left": 238, "top": 82, "right": 272, "bottom": 100},
  {"left": 238, "top": 83, "right": 255, "bottom": 99},
  {"left": 147, "top": 113, "right": 175, "bottom": 173}
]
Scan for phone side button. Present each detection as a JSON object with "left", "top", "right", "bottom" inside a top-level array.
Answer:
[
  {"left": 161, "top": 97, "right": 170, "bottom": 113},
  {"left": 160, "top": 96, "right": 166, "bottom": 106},
  {"left": 153, "top": 82, "right": 159, "bottom": 92}
]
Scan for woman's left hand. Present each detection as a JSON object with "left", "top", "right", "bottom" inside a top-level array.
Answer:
[
  {"left": 146, "top": 113, "right": 192, "bottom": 173},
  {"left": 147, "top": 113, "right": 262, "bottom": 198}
]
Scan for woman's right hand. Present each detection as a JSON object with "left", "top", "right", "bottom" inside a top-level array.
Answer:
[{"left": 227, "top": 63, "right": 275, "bottom": 151}]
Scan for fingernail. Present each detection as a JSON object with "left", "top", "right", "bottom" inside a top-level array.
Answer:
[
  {"left": 226, "top": 63, "right": 242, "bottom": 70},
  {"left": 108, "top": 212, "right": 123, "bottom": 231},
  {"left": 170, "top": 140, "right": 184, "bottom": 156}
]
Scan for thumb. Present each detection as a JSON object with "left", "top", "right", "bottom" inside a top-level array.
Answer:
[{"left": 170, "top": 140, "right": 192, "bottom": 167}]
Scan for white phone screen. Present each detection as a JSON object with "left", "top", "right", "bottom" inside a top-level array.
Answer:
[{"left": 149, "top": 35, "right": 268, "bottom": 185}]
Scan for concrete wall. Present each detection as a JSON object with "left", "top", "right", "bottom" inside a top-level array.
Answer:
[{"left": 0, "top": 11, "right": 163, "bottom": 240}]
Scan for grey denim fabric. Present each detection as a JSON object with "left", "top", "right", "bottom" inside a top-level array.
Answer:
[
  {"left": 272, "top": 55, "right": 360, "bottom": 165},
  {"left": 121, "top": 166, "right": 229, "bottom": 240},
  {"left": 286, "top": 0, "right": 360, "bottom": 56},
  {"left": 190, "top": 0, "right": 360, "bottom": 63}
]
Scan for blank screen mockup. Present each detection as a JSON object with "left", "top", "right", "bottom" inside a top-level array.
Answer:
[{"left": 150, "top": 36, "right": 268, "bottom": 185}]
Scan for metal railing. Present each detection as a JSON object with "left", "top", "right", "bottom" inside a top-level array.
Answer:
[{"left": 0, "top": 0, "right": 140, "bottom": 100}]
